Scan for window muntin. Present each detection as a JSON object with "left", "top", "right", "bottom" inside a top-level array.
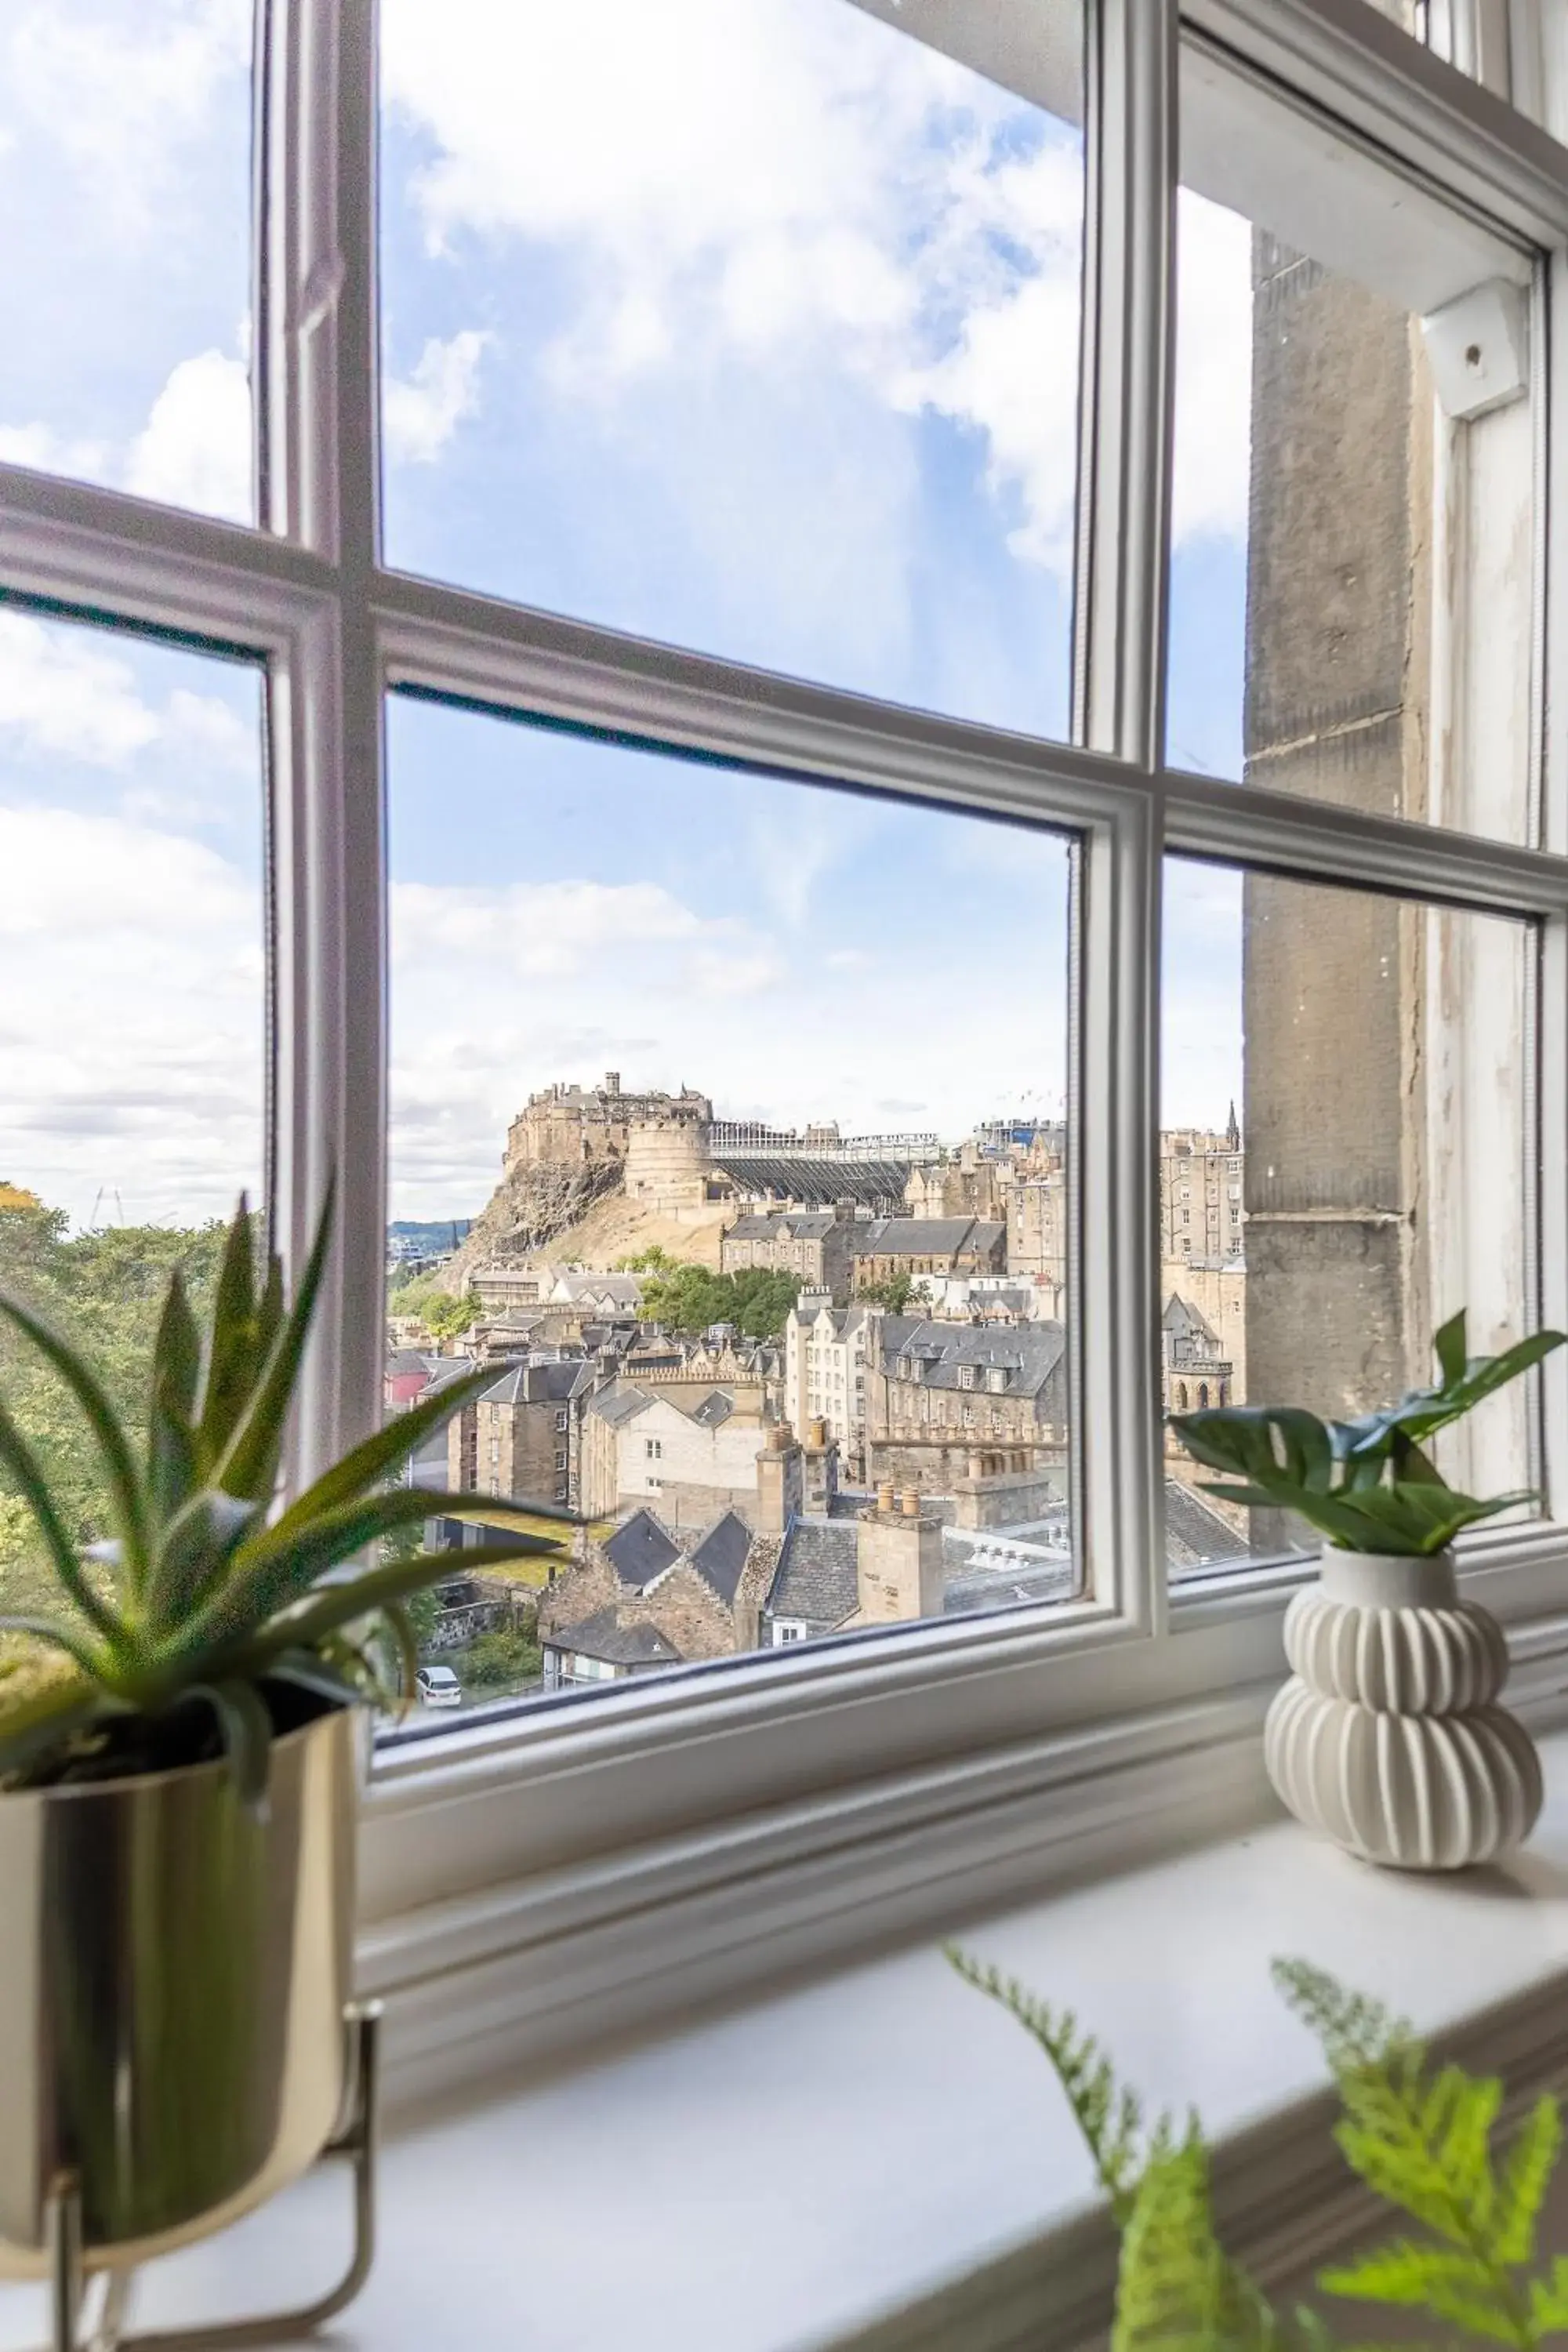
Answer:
[
  {"left": 378, "top": 0, "right": 1086, "bottom": 739},
  {"left": 383, "top": 691, "right": 1077, "bottom": 1717},
  {"left": 0, "top": 615, "right": 266, "bottom": 1613},
  {"left": 1162, "top": 855, "right": 1536, "bottom": 1580},
  {"left": 0, "top": 0, "right": 254, "bottom": 524},
  {"left": 1167, "top": 40, "right": 1536, "bottom": 848}
]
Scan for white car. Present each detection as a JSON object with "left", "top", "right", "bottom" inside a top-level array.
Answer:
[{"left": 415, "top": 1664, "right": 462, "bottom": 1709}]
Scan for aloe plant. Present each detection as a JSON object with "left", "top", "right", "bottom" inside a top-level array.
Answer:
[
  {"left": 0, "top": 1189, "right": 557, "bottom": 1802},
  {"left": 1170, "top": 1309, "right": 1566, "bottom": 1556}
]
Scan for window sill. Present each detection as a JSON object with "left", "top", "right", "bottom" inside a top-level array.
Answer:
[{"left": 20, "top": 1724, "right": 1568, "bottom": 2352}]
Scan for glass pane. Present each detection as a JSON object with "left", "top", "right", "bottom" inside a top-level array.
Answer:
[
  {"left": 0, "top": 0, "right": 254, "bottom": 523},
  {"left": 0, "top": 613, "right": 267, "bottom": 1612},
  {"left": 1167, "top": 45, "right": 1534, "bottom": 842},
  {"left": 385, "top": 692, "right": 1075, "bottom": 1722},
  {"left": 1161, "top": 856, "right": 1535, "bottom": 1579},
  {"left": 379, "top": 0, "right": 1085, "bottom": 736}
]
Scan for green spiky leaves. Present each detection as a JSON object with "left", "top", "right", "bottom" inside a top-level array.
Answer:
[
  {"left": 1169, "top": 1312, "right": 1566, "bottom": 1555},
  {"left": 0, "top": 1190, "right": 563, "bottom": 1805}
]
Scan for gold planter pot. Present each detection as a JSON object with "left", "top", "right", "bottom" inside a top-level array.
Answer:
[{"left": 0, "top": 1702, "right": 357, "bottom": 2279}]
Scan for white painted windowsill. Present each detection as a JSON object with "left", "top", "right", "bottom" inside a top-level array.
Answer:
[{"left": 10, "top": 1735, "right": 1568, "bottom": 2352}]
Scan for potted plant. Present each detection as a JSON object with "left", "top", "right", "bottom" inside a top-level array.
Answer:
[
  {"left": 0, "top": 1192, "right": 553, "bottom": 2300},
  {"left": 1170, "top": 1311, "right": 1565, "bottom": 1870}
]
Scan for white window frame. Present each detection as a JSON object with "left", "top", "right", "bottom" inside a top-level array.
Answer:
[{"left": 3, "top": 0, "right": 1568, "bottom": 2109}]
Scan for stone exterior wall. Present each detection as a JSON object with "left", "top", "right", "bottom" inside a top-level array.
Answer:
[
  {"left": 1004, "top": 1172, "right": 1067, "bottom": 1282},
  {"left": 504, "top": 1073, "right": 713, "bottom": 1178},
  {"left": 1160, "top": 1129, "right": 1244, "bottom": 1266},
  {"left": 720, "top": 1211, "right": 858, "bottom": 1301},
  {"left": 1242, "top": 235, "right": 1433, "bottom": 1557},
  {"left": 623, "top": 1115, "right": 715, "bottom": 1218}
]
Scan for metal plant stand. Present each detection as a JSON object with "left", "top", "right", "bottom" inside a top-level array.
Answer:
[{"left": 43, "top": 2005, "right": 381, "bottom": 2352}]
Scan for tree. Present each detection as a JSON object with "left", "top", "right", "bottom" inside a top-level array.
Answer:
[
  {"left": 0, "top": 1200, "right": 232, "bottom": 1612},
  {"left": 637, "top": 1259, "right": 799, "bottom": 1341},
  {"left": 387, "top": 1274, "right": 477, "bottom": 1342},
  {"left": 858, "top": 1271, "right": 917, "bottom": 1314}
]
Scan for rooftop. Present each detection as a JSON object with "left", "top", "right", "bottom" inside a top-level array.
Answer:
[
  {"left": 602, "top": 1508, "right": 682, "bottom": 1592},
  {"left": 542, "top": 1609, "right": 686, "bottom": 1669}
]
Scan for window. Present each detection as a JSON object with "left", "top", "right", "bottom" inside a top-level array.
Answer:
[
  {"left": 555, "top": 1409, "right": 568, "bottom": 1432},
  {"left": 1162, "top": 858, "right": 1535, "bottom": 1579},
  {"left": 6, "top": 0, "right": 1568, "bottom": 2103},
  {"left": 379, "top": 0, "right": 1087, "bottom": 736},
  {"left": 0, "top": 621, "right": 265, "bottom": 1617},
  {"left": 0, "top": 2, "right": 255, "bottom": 521}
]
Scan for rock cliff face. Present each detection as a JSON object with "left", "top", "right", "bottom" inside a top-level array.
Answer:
[{"left": 444, "top": 1156, "right": 624, "bottom": 1289}]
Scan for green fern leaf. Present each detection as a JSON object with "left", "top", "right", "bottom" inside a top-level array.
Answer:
[
  {"left": 1494, "top": 2098, "right": 1562, "bottom": 2267},
  {"left": 1112, "top": 2138, "right": 1282, "bottom": 2352},
  {"left": 946, "top": 1947, "right": 1156, "bottom": 2222},
  {"left": 1319, "top": 2238, "right": 1517, "bottom": 2343},
  {"left": 1526, "top": 2255, "right": 1568, "bottom": 2333}
]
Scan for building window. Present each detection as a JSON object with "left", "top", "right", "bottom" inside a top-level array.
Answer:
[
  {"left": 644, "top": 1439, "right": 662, "bottom": 1461},
  {"left": 5, "top": 0, "right": 1565, "bottom": 2094},
  {"left": 555, "top": 1410, "right": 568, "bottom": 1432}
]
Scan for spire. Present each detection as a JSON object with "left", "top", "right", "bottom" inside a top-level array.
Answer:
[{"left": 1225, "top": 1099, "right": 1240, "bottom": 1152}]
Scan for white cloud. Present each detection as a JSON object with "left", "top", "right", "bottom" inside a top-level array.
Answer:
[
  {"left": 0, "top": 613, "right": 161, "bottom": 765},
  {"left": 0, "top": 805, "right": 263, "bottom": 1227},
  {"left": 125, "top": 349, "right": 252, "bottom": 523},
  {"left": 385, "top": 331, "right": 491, "bottom": 464},
  {"left": 382, "top": 0, "right": 1255, "bottom": 575},
  {"left": 4, "top": 0, "right": 250, "bottom": 232},
  {"left": 0, "top": 423, "right": 111, "bottom": 477}
]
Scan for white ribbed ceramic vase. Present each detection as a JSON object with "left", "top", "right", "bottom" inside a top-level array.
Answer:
[{"left": 1263, "top": 1548, "right": 1542, "bottom": 1870}]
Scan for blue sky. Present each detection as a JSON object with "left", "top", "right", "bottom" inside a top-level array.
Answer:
[{"left": 0, "top": 0, "right": 1254, "bottom": 1228}]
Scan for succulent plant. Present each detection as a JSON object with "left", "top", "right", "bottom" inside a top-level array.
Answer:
[
  {"left": 1170, "top": 1308, "right": 1566, "bottom": 1556},
  {"left": 0, "top": 1189, "right": 555, "bottom": 1802}
]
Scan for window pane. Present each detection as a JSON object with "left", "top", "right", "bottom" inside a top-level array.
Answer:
[
  {"left": 1167, "top": 43, "right": 1534, "bottom": 843},
  {"left": 379, "top": 0, "right": 1084, "bottom": 737},
  {"left": 0, "top": 1, "right": 254, "bottom": 523},
  {"left": 385, "top": 694, "right": 1075, "bottom": 1722},
  {"left": 0, "top": 614, "right": 267, "bottom": 1610},
  {"left": 1162, "top": 856, "right": 1535, "bottom": 1578}
]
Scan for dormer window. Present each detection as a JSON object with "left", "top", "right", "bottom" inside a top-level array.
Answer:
[
  {"left": 958, "top": 1363, "right": 978, "bottom": 1390},
  {"left": 986, "top": 1365, "right": 1008, "bottom": 1393}
]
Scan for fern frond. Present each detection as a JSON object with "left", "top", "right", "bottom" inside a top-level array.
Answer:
[
  {"left": 1495, "top": 2098, "right": 1562, "bottom": 2267},
  {"left": 1319, "top": 2239, "right": 1519, "bottom": 2343},
  {"left": 1112, "top": 2136, "right": 1283, "bottom": 2352},
  {"left": 946, "top": 1946, "right": 1152, "bottom": 2223},
  {"left": 1526, "top": 2255, "right": 1568, "bottom": 2334}
]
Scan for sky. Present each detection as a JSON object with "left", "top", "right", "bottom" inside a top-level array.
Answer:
[{"left": 0, "top": 0, "right": 1255, "bottom": 1230}]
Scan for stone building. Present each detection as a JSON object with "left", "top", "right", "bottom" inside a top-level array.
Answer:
[
  {"left": 866, "top": 1319, "right": 1069, "bottom": 1495},
  {"left": 446, "top": 1355, "right": 598, "bottom": 1513},
  {"left": 1004, "top": 1168, "right": 1069, "bottom": 1283},
  {"left": 1160, "top": 1112, "right": 1243, "bottom": 1265},
  {"left": 579, "top": 1381, "right": 795, "bottom": 1528},
  {"left": 1161, "top": 1294, "right": 1236, "bottom": 1416},
  {"left": 1161, "top": 1258, "right": 1246, "bottom": 1403},
  {"left": 538, "top": 1506, "right": 780, "bottom": 1688},
  {"left": 851, "top": 1217, "right": 1007, "bottom": 1294},
  {"left": 782, "top": 1290, "right": 877, "bottom": 1468},
  {"left": 504, "top": 1072, "right": 712, "bottom": 1178},
  {"left": 902, "top": 1146, "right": 1004, "bottom": 1222},
  {"left": 720, "top": 1207, "right": 860, "bottom": 1302}
]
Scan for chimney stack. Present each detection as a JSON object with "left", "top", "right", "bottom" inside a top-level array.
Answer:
[{"left": 855, "top": 1481, "right": 943, "bottom": 1624}]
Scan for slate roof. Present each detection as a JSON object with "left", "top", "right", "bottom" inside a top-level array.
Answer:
[
  {"left": 479, "top": 1357, "right": 594, "bottom": 1406},
  {"left": 853, "top": 1218, "right": 1006, "bottom": 1260},
  {"left": 690, "top": 1389, "right": 736, "bottom": 1428},
  {"left": 724, "top": 1211, "right": 839, "bottom": 1242},
  {"left": 1164, "top": 1293, "right": 1221, "bottom": 1348},
  {"left": 765, "top": 1518, "right": 859, "bottom": 1634},
  {"left": 881, "top": 1319, "right": 1068, "bottom": 1399},
  {"left": 687, "top": 1510, "right": 753, "bottom": 1606},
  {"left": 1163, "top": 1479, "right": 1250, "bottom": 1570},
  {"left": 588, "top": 1385, "right": 652, "bottom": 1428},
  {"left": 603, "top": 1508, "right": 681, "bottom": 1592},
  {"left": 542, "top": 1608, "right": 684, "bottom": 1668}
]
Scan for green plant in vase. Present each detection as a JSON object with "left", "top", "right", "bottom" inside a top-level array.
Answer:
[{"left": 1167, "top": 1312, "right": 1564, "bottom": 1871}]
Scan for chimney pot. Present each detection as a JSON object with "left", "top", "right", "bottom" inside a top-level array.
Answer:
[
  {"left": 900, "top": 1488, "right": 920, "bottom": 1518},
  {"left": 876, "top": 1479, "right": 895, "bottom": 1516}
]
